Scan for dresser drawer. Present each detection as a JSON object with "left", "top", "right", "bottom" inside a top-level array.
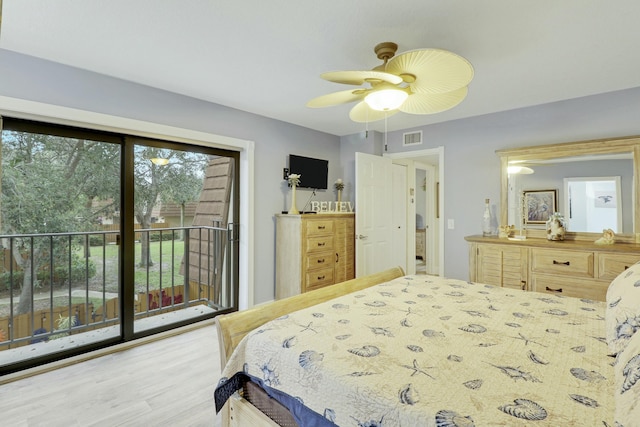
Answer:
[
  {"left": 306, "top": 235, "right": 334, "bottom": 253},
  {"left": 304, "top": 267, "right": 334, "bottom": 291},
  {"left": 306, "top": 251, "right": 334, "bottom": 270},
  {"left": 530, "top": 248, "right": 594, "bottom": 278},
  {"left": 305, "top": 220, "right": 334, "bottom": 236},
  {"left": 598, "top": 253, "right": 640, "bottom": 281},
  {"left": 530, "top": 274, "right": 607, "bottom": 301}
]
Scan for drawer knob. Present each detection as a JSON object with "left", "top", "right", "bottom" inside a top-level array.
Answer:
[
  {"left": 318, "top": 275, "right": 325, "bottom": 280},
  {"left": 317, "top": 259, "right": 325, "bottom": 264},
  {"left": 318, "top": 226, "right": 326, "bottom": 230},
  {"left": 545, "top": 286, "right": 563, "bottom": 293},
  {"left": 552, "top": 260, "right": 570, "bottom": 266},
  {"left": 318, "top": 242, "right": 325, "bottom": 247}
]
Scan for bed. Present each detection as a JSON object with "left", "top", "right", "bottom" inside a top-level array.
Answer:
[{"left": 214, "top": 266, "right": 640, "bottom": 426}]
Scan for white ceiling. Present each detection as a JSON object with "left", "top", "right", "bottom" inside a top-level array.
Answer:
[{"left": 2, "top": 0, "right": 640, "bottom": 137}]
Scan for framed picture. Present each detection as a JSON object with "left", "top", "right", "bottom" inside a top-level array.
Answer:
[{"left": 523, "top": 189, "right": 557, "bottom": 224}]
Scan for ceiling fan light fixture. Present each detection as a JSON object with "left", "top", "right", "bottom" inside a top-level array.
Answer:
[
  {"left": 365, "top": 89, "right": 408, "bottom": 111},
  {"left": 151, "top": 157, "right": 169, "bottom": 166},
  {"left": 507, "top": 165, "right": 534, "bottom": 174}
]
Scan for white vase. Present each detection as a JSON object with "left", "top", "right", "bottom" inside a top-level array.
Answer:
[
  {"left": 482, "top": 198, "right": 492, "bottom": 236},
  {"left": 288, "top": 185, "right": 299, "bottom": 214}
]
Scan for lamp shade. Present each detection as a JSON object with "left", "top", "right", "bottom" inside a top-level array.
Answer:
[{"left": 364, "top": 89, "right": 408, "bottom": 111}]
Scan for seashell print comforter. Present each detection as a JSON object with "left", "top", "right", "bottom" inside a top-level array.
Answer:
[{"left": 215, "top": 275, "right": 614, "bottom": 426}]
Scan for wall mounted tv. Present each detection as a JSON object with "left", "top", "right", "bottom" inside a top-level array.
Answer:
[{"left": 288, "top": 154, "right": 329, "bottom": 189}]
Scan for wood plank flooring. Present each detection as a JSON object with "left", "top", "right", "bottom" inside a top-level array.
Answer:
[{"left": 0, "top": 321, "right": 222, "bottom": 426}]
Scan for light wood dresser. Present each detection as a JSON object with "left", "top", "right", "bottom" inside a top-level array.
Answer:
[
  {"left": 276, "top": 213, "right": 355, "bottom": 299},
  {"left": 465, "top": 235, "right": 640, "bottom": 301}
]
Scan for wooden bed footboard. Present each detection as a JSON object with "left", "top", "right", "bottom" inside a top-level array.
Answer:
[{"left": 215, "top": 266, "right": 405, "bottom": 368}]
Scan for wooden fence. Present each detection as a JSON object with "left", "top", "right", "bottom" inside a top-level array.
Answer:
[{"left": 0, "top": 281, "right": 214, "bottom": 351}]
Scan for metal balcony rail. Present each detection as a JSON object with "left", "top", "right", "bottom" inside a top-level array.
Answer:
[{"left": 0, "top": 225, "right": 235, "bottom": 350}]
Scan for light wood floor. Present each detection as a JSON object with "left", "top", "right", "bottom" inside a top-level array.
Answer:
[{"left": 0, "top": 321, "right": 222, "bottom": 427}]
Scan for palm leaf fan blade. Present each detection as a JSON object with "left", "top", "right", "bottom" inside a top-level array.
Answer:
[
  {"left": 321, "top": 70, "right": 403, "bottom": 85},
  {"left": 307, "top": 89, "right": 368, "bottom": 108},
  {"left": 386, "top": 48, "right": 474, "bottom": 94},
  {"left": 399, "top": 87, "right": 468, "bottom": 115}
]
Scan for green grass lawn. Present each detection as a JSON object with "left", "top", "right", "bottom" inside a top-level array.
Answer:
[{"left": 89, "top": 239, "right": 187, "bottom": 293}]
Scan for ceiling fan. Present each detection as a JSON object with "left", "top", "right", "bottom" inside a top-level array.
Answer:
[{"left": 307, "top": 42, "right": 474, "bottom": 123}]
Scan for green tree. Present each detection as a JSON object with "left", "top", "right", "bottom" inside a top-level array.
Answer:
[
  {"left": 133, "top": 147, "right": 207, "bottom": 267},
  {"left": 1, "top": 130, "right": 117, "bottom": 314}
]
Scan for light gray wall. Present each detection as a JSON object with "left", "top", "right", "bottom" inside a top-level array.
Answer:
[
  {"left": 0, "top": 49, "right": 341, "bottom": 304},
  {"left": 377, "top": 87, "right": 640, "bottom": 280}
]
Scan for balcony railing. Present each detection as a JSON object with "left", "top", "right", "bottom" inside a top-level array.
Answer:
[{"left": 0, "top": 225, "right": 235, "bottom": 352}]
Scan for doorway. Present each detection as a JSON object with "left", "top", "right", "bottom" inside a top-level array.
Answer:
[{"left": 385, "top": 147, "right": 444, "bottom": 276}]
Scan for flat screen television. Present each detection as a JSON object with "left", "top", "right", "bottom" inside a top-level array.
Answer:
[{"left": 288, "top": 154, "right": 328, "bottom": 189}]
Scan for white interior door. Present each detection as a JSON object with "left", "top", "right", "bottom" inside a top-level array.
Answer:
[
  {"left": 392, "top": 163, "right": 408, "bottom": 272},
  {"left": 355, "top": 152, "right": 393, "bottom": 277}
]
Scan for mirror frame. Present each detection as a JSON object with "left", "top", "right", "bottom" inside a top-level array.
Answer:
[{"left": 496, "top": 136, "right": 640, "bottom": 243}]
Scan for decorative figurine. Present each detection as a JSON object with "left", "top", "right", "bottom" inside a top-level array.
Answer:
[
  {"left": 546, "top": 212, "right": 566, "bottom": 241},
  {"left": 498, "top": 225, "right": 515, "bottom": 239},
  {"left": 594, "top": 228, "right": 615, "bottom": 245}
]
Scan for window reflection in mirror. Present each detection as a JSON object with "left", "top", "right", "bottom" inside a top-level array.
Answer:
[{"left": 565, "top": 177, "right": 622, "bottom": 232}]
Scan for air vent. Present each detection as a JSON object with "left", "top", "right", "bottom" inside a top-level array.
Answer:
[{"left": 403, "top": 131, "right": 422, "bottom": 146}]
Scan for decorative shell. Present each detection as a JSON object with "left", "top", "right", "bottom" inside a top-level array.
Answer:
[
  {"left": 406, "top": 345, "right": 424, "bottom": 353},
  {"left": 348, "top": 345, "right": 381, "bottom": 358},
  {"left": 423, "top": 329, "right": 446, "bottom": 338},
  {"left": 569, "top": 394, "right": 600, "bottom": 408},
  {"left": 365, "top": 301, "right": 386, "bottom": 307},
  {"left": 282, "top": 336, "right": 297, "bottom": 348},
  {"left": 498, "top": 399, "right": 547, "bottom": 420},
  {"left": 528, "top": 350, "right": 549, "bottom": 365},
  {"left": 570, "top": 367, "right": 606, "bottom": 382},
  {"left": 621, "top": 354, "right": 640, "bottom": 393},
  {"left": 398, "top": 383, "right": 420, "bottom": 405},
  {"left": 435, "top": 410, "right": 475, "bottom": 427},
  {"left": 463, "top": 379, "right": 483, "bottom": 390},
  {"left": 458, "top": 324, "right": 487, "bottom": 334},
  {"left": 298, "top": 350, "right": 324, "bottom": 369},
  {"left": 445, "top": 291, "right": 465, "bottom": 297},
  {"left": 544, "top": 309, "right": 569, "bottom": 316}
]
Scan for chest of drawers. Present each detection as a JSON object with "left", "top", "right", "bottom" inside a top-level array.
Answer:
[
  {"left": 276, "top": 213, "right": 355, "bottom": 299},
  {"left": 466, "top": 235, "right": 640, "bottom": 301}
]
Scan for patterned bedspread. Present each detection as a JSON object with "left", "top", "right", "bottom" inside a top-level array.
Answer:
[{"left": 215, "top": 275, "right": 614, "bottom": 426}]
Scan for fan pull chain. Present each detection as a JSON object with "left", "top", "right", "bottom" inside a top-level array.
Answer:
[
  {"left": 365, "top": 109, "right": 369, "bottom": 139},
  {"left": 384, "top": 112, "right": 388, "bottom": 151}
]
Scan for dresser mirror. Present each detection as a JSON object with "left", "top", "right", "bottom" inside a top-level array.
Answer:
[{"left": 496, "top": 136, "right": 640, "bottom": 242}]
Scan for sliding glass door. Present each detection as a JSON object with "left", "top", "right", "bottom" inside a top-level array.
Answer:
[
  {"left": 0, "top": 118, "right": 239, "bottom": 374},
  {"left": 0, "top": 119, "right": 123, "bottom": 371},
  {"left": 130, "top": 140, "right": 238, "bottom": 334}
]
